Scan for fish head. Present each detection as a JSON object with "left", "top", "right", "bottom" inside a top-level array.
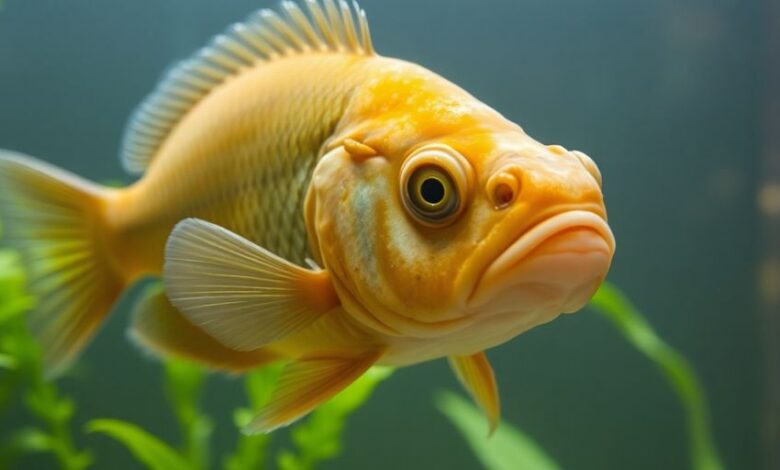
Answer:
[{"left": 306, "top": 62, "right": 615, "bottom": 340}]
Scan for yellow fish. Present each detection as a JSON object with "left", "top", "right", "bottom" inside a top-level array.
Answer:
[{"left": 0, "top": 0, "right": 615, "bottom": 432}]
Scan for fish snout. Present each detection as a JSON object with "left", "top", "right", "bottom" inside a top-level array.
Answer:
[
  {"left": 469, "top": 211, "right": 615, "bottom": 317},
  {"left": 484, "top": 146, "right": 605, "bottom": 214}
]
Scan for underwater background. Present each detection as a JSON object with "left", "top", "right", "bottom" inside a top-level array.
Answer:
[{"left": 0, "top": 0, "right": 774, "bottom": 469}]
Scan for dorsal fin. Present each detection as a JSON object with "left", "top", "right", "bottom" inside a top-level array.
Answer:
[{"left": 120, "top": 0, "right": 374, "bottom": 175}]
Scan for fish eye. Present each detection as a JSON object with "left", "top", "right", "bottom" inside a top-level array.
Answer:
[
  {"left": 400, "top": 144, "right": 473, "bottom": 227},
  {"left": 405, "top": 165, "right": 459, "bottom": 222}
]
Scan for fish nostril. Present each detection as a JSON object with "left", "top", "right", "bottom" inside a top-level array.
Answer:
[
  {"left": 494, "top": 182, "right": 515, "bottom": 208},
  {"left": 487, "top": 170, "right": 520, "bottom": 210}
]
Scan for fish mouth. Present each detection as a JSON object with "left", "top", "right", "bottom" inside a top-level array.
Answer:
[{"left": 469, "top": 210, "right": 615, "bottom": 315}]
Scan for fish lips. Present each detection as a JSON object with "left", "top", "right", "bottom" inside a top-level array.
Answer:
[{"left": 468, "top": 210, "right": 615, "bottom": 316}]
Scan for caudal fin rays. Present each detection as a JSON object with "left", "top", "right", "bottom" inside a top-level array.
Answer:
[{"left": 0, "top": 151, "right": 123, "bottom": 377}]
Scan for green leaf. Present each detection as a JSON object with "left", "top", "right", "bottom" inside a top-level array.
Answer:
[
  {"left": 589, "top": 282, "right": 724, "bottom": 470},
  {"left": 222, "top": 365, "right": 284, "bottom": 470},
  {"left": 163, "top": 357, "right": 212, "bottom": 469},
  {"left": 0, "top": 250, "right": 34, "bottom": 325},
  {"left": 5, "top": 427, "right": 55, "bottom": 453},
  {"left": 245, "top": 363, "right": 284, "bottom": 409},
  {"left": 277, "top": 366, "right": 394, "bottom": 470},
  {"left": 164, "top": 358, "right": 206, "bottom": 423},
  {"left": 0, "top": 353, "right": 17, "bottom": 369},
  {"left": 321, "top": 366, "right": 394, "bottom": 414},
  {"left": 436, "top": 391, "right": 560, "bottom": 470},
  {"left": 87, "top": 419, "right": 190, "bottom": 470},
  {"left": 0, "top": 427, "right": 54, "bottom": 468}
]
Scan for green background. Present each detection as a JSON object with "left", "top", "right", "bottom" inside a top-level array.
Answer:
[{"left": 0, "top": 0, "right": 767, "bottom": 468}]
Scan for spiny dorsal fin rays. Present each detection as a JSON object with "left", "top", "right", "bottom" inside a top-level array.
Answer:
[
  {"left": 357, "top": 2, "right": 373, "bottom": 54},
  {"left": 120, "top": 0, "right": 373, "bottom": 175},
  {"left": 305, "top": 0, "right": 337, "bottom": 49},
  {"left": 282, "top": 1, "right": 324, "bottom": 51},
  {"left": 230, "top": 23, "right": 279, "bottom": 59},
  {"left": 324, "top": 0, "right": 347, "bottom": 50},
  {"left": 262, "top": 9, "right": 308, "bottom": 52},
  {"left": 250, "top": 10, "right": 296, "bottom": 54},
  {"left": 340, "top": 1, "right": 359, "bottom": 52}
]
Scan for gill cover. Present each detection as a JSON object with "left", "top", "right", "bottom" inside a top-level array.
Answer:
[{"left": 306, "top": 143, "right": 486, "bottom": 337}]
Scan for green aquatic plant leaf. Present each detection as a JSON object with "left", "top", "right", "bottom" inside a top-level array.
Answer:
[
  {"left": 0, "top": 235, "right": 90, "bottom": 470},
  {"left": 0, "top": 352, "right": 16, "bottom": 369},
  {"left": 0, "top": 250, "right": 34, "bottom": 326},
  {"left": 0, "top": 427, "right": 54, "bottom": 468},
  {"left": 224, "top": 421, "right": 271, "bottom": 470},
  {"left": 276, "top": 366, "right": 394, "bottom": 470},
  {"left": 244, "top": 363, "right": 285, "bottom": 410},
  {"left": 87, "top": 419, "right": 190, "bottom": 470},
  {"left": 164, "top": 358, "right": 212, "bottom": 470},
  {"left": 436, "top": 391, "right": 560, "bottom": 470},
  {"left": 224, "top": 364, "right": 284, "bottom": 470},
  {"left": 589, "top": 281, "right": 724, "bottom": 470}
]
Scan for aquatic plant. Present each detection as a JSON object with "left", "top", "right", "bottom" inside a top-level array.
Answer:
[
  {"left": 589, "top": 283, "right": 724, "bottom": 470},
  {"left": 87, "top": 361, "right": 392, "bottom": 470},
  {"left": 0, "top": 239, "right": 91, "bottom": 469},
  {"left": 439, "top": 281, "right": 725, "bottom": 470},
  {"left": 437, "top": 391, "right": 559, "bottom": 470},
  {"left": 0, "top": 227, "right": 391, "bottom": 469}
]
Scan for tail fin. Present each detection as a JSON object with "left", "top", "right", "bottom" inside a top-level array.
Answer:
[{"left": 0, "top": 150, "right": 124, "bottom": 377}]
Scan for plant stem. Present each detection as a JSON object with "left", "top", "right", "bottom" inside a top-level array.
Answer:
[
  {"left": 163, "top": 359, "right": 212, "bottom": 470},
  {"left": 589, "top": 282, "right": 724, "bottom": 470}
]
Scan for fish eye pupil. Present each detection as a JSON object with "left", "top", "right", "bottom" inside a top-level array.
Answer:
[
  {"left": 402, "top": 164, "right": 461, "bottom": 225},
  {"left": 420, "top": 178, "right": 445, "bottom": 204}
]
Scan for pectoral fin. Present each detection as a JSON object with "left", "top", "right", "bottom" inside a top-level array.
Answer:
[
  {"left": 245, "top": 350, "right": 382, "bottom": 434},
  {"left": 449, "top": 352, "right": 500, "bottom": 435},
  {"left": 129, "top": 283, "right": 279, "bottom": 372},
  {"left": 164, "top": 218, "right": 340, "bottom": 351}
]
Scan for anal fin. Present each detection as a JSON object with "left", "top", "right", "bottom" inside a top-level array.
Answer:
[
  {"left": 129, "top": 284, "right": 278, "bottom": 372},
  {"left": 245, "top": 350, "right": 383, "bottom": 434},
  {"left": 449, "top": 352, "right": 500, "bottom": 435}
]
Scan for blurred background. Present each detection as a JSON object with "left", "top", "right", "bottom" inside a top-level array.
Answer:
[{"left": 0, "top": 0, "right": 776, "bottom": 468}]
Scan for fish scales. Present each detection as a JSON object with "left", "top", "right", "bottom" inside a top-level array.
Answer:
[{"left": 112, "top": 55, "right": 368, "bottom": 272}]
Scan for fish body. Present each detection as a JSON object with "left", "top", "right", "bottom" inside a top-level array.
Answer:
[
  {"left": 110, "top": 53, "right": 368, "bottom": 275},
  {"left": 0, "top": 0, "right": 615, "bottom": 433}
]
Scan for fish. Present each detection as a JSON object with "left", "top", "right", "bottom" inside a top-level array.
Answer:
[{"left": 0, "top": 0, "right": 615, "bottom": 433}]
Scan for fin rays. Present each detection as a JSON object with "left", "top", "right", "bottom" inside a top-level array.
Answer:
[
  {"left": 449, "top": 352, "right": 501, "bottom": 435},
  {"left": 0, "top": 152, "right": 123, "bottom": 376},
  {"left": 164, "top": 218, "right": 340, "bottom": 351},
  {"left": 246, "top": 350, "right": 381, "bottom": 433},
  {"left": 120, "top": 0, "right": 373, "bottom": 175}
]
